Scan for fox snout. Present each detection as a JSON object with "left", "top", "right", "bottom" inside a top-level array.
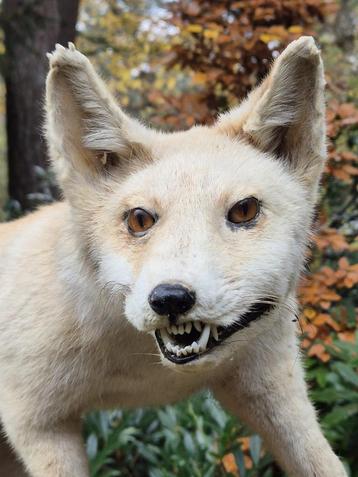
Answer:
[{"left": 148, "top": 283, "right": 196, "bottom": 323}]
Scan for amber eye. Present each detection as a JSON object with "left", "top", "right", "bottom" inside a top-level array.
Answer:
[
  {"left": 127, "top": 208, "right": 156, "bottom": 236},
  {"left": 227, "top": 197, "right": 260, "bottom": 225}
]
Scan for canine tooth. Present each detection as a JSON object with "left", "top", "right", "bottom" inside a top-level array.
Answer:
[
  {"left": 160, "top": 329, "right": 171, "bottom": 345},
  {"left": 211, "top": 326, "right": 219, "bottom": 341},
  {"left": 185, "top": 322, "right": 192, "bottom": 333},
  {"left": 178, "top": 324, "right": 184, "bottom": 335},
  {"left": 194, "top": 321, "right": 202, "bottom": 332},
  {"left": 198, "top": 324, "right": 211, "bottom": 351}
]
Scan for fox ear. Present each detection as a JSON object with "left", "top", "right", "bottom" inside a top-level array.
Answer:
[
  {"left": 45, "top": 44, "right": 151, "bottom": 192},
  {"left": 216, "top": 37, "right": 326, "bottom": 189}
]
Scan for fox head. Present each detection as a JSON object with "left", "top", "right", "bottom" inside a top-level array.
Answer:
[{"left": 46, "top": 37, "right": 326, "bottom": 368}]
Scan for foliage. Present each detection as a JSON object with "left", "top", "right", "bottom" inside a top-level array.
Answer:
[
  {"left": 298, "top": 97, "right": 358, "bottom": 474},
  {"left": 157, "top": 0, "right": 338, "bottom": 127},
  {"left": 77, "top": 0, "right": 182, "bottom": 123},
  {"left": 84, "top": 394, "right": 277, "bottom": 477},
  {"left": 306, "top": 334, "right": 358, "bottom": 473}
]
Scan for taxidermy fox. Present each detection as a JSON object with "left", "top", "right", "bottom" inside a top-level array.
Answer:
[{"left": 0, "top": 37, "right": 348, "bottom": 477}]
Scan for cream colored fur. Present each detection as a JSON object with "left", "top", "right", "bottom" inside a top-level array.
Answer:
[{"left": 0, "top": 38, "right": 347, "bottom": 477}]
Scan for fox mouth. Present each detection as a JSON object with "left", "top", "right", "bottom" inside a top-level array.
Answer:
[{"left": 155, "top": 302, "right": 274, "bottom": 364}]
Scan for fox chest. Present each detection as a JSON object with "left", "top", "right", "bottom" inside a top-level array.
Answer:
[{"left": 78, "top": 329, "right": 209, "bottom": 410}]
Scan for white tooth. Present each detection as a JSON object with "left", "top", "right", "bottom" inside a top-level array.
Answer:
[
  {"left": 191, "top": 341, "right": 199, "bottom": 353},
  {"left": 174, "top": 346, "right": 181, "bottom": 356},
  {"left": 198, "top": 324, "right": 210, "bottom": 351},
  {"left": 194, "top": 321, "right": 202, "bottom": 332},
  {"left": 171, "top": 325, "right": 178, "bottom": 335},
  {"left": 211, "top": 326, "right": 219, "bottom": 341},
  {"left": 161, "top": 329, "right": 171, "bottom": 345},
  {"left": 166, "top": 342, "right": 174, "bottom": 352},
  {"left": 185, "top": 322, "right": 192, "bottom": 333},
  {"left": 181, "top": 347, "right": 188, "bottom": 356},
  {"left": 178, "top": 324, "right": 184, "bottom": 335},
  {"left": 185, "top": 345, "right": 193, "bottom": 355}
]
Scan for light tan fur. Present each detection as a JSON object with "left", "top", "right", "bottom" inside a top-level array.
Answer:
[{"left": 0, "top": 38, "right": 347, "bottom": 476}]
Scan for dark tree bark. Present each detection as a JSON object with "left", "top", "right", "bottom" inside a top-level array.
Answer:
[{"left": 2, "top": 0, "right": 80, "bottom": 211}]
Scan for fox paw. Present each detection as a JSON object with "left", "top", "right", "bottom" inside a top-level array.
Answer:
[{"left": 47, "top": 43, "right": 89, "bottom": 71}]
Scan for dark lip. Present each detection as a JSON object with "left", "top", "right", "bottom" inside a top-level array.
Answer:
[{"left": 154, "top": 301, "right": 275, "bottom": 365}]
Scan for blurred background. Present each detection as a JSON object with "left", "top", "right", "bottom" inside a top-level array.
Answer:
[{"left": 0, "top": 1, "right": 357, "bottom": 476}]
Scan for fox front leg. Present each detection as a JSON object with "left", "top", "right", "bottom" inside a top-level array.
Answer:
[
  {"left": 212, "top": 346, "right": 347, "bottom": 477},
  {"left": 2, "top": 418, "right": 89, "bottom": 477}
]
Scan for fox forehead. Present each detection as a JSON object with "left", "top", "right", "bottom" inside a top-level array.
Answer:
[{"left": 115, "top": 128, "right": 304, "bottom": 211}]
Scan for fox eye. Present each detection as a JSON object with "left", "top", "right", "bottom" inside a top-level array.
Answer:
[
  {"left": 227, "top": 197, "right": 260, "bottom": 225},
  {"left": 127, "top": 208, "right": 156, "bottom": 236}
]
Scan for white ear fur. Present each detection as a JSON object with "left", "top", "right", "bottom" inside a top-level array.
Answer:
[
  {"left": 45, "top": 43, "right": 151, "bottom": 189},
  {"left": 217, "top": 37, "right": 326, "bottom": 189}
]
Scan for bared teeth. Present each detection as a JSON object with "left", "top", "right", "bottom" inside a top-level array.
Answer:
[
  {"left": 192, "top": 341, "right": 199, "bottom": 353},
  {"left": 198, "top": 324, "right": 211, "bottom": 350},
  {"left": 161, "top": 328, "right": 171, "bottom": 346},
  {"left": 161, "top": 321, "right": 220, "bottom": 358},
  {"left": 211, "top": 325, "right": 219, "bottom": 341}
]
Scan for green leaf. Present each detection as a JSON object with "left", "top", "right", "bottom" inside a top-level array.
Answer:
[
  {"left": 249, "top": 435, "right": 262, "bottom": 466},
  {"left": 323, "top": 404, "right": 358, "bottom": 426},
  {"left": 87, "top": 434, "right": 98, "bottom": 459},
  {"left": 233, "top": 448, "right": 246, "bottom": 477},
  {"left": 332, "top": 362, "right": 358, "bottom": 388}
]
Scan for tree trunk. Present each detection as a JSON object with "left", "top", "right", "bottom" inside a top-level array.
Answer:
[{"left": 2, "top": 0, "right": 79, "bottom": 211}]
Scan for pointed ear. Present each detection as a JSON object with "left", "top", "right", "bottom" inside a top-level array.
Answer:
[
  {"left": 216, "top": 37, "right": 326, "bottom": 189},
  {"left": 45, "top": 43, "right": 151, "bottom": 193}
]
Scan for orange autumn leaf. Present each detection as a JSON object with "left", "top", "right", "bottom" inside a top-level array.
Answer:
[
  {"left": 222, "top": 453, "right": 238, "bottom": 475},
  {"left": 304, "top": 307, "right": 317, "bottom": 320},
  {"left": 320, "top": 301, "right": 332, "bottom": 310},
  {"left": 313, "top": 313, "right": 331, "bottom": 326},
  {"left": 320, "top": 291, "right": 341, "bottom": 302},
  {"left": 338, "top": 257, "right": 350, "bottom": 270},
  {"left": 308, "top": 344, "right": 330, "bottom": 362},
  {"left": 238, "top": 437, "right": 250, "bottom": 452},
  {"left": 325, "top": 316, "right": 341, "bottom": 332},
  {"left": 342, "top": 164, "right": 358, "bottom": 176},
  {"left": 343, "top": 274, "right": 358, "bottom": 288},
  {"left": 315, "top": 229, "right": 348, "bottom": 252},
  {"left": 301, "top": 338, "right": 311, "bottom": 349},
  {"left": 338, "top": 331, "right": 356, "bottom": 343},
  {"left": 337, "top": 103, "right": 358, "bottom": 119},
  {"left": 244, "top": 455, "right": 253, "bottom": 470},
  {"left": 340, "top": 151, "right": 358, "bottom": 161},
  {"left": 303, "top": 323, "right": 318, "bottom": 339}
]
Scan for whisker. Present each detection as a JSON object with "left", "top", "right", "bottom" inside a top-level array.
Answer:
[{"left": 130, "top": 353, "right": 162, "bottom": 357}]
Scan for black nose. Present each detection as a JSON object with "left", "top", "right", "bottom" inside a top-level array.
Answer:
[{"left": 148, "top": 283, "right": 196, "bottom": 317}]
